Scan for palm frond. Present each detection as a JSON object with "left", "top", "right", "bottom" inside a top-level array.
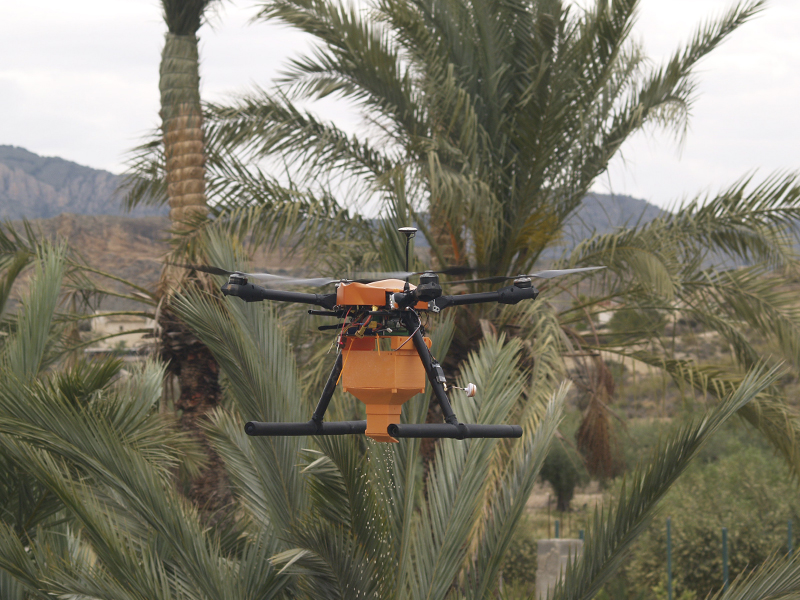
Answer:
[
  {"left": 708, "top": 551, "right": 800, "bottom": 600},
  {"left": 1, "top": 243, "right": 67, "bottom": 379},
  {"left": 463, "top": 382, "right": 567, "bottom": 599},
  {"left": 685, "top": 267, "right": 800, "bottom": 367},
  {"left": 206, "top": 92, "right": 395, "bottom": 179},
  {"left": 406, "top": 335, "right": 528, "bottom": 599},
  {"left": 119, "top": 137, "right": 168, "bottom": 210},
  {"left": 272, "top": 521, "right": 384, "bottom": 600},
  {"left": 666, "top": 171, "right": 800, "bottom": 268},
  {"left": 604, "top": 1, "right": 766, "bottom": 152},
  {"left": 162, "top": 0, "right": 218, "bottom": 35},
  {"left": 0, "top": 249, "right": 31, "bottom": 320},
  {"left": 169, "top": 231, "right": 310, "bottom": 531}
]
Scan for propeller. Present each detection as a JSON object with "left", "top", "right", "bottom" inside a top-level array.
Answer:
[
  {"left": 174, "top": 264, "right": 339, "bottom": 287},
  {"left": 446, "top": 266, "right": 606, "bottom": 286},
  {"left": 177, "top": 263, "right": 603, "bottom": 288},
  {"left": 176, "top": 262, "right": 472, "bottom": 287},
  {"left": 257, "top": 275, "right": 340, "bottom": 287},
  {"left": 353, "top": 266, "right": 482, "bottom": 281}
]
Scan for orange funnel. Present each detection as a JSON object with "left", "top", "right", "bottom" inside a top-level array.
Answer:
[{"left": 340, "top": 335, "right": 431, "bottom": 442}]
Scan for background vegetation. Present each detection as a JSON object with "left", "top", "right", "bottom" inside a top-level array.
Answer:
[{"left": 2, "top": 0, "right": 800, "bottom": 598}]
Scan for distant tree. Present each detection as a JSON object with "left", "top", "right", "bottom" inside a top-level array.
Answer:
[{"left": 541, "top": 437, "right": 588, "bottom": 511}]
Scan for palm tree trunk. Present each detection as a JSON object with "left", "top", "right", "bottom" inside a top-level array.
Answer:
[
  {"left": 159, "top": 32, "right": 230, "bottom": 518},
  {"left": 160, "top": 33, "right": 207, "bottom": 226}
]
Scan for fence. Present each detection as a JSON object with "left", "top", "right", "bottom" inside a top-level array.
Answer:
[{"left": 663, "top": 516, "right": 794, "bottom": 600}]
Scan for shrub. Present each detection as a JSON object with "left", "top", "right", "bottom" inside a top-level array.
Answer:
[
  {"left": 621, "top": 427, "right": 799, "bottom": 599},
  {"left": 540, "top": 438, "right": 589, "bottom": 512},
  {"left": 607, "top": 307, "right": 666, "bottom": 335}
]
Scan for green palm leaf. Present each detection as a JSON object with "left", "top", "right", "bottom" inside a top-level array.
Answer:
[
  {"left": 463, "top": 383, "right": 567, "bottom": 599},
  {"left": 709, "top": 552, "right": 800, "bottom": 599}
]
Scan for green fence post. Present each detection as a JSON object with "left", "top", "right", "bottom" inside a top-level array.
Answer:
[
  {"left": 555, "top": 519, "right": 560, "bottom": 539},
  {"left": 667, "top": 517, "right": 673, "bottom": 600},
  {"left": 789, "top": 519, "right": 793, "bottom": 558},
  {"left": 579, "top": 529, "right": 585, "bottom": 541},
  {"left": 722, "top": 527, "right": 729, "bottom": 592}
]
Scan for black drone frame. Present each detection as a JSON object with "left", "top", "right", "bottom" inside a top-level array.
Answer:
[{"left": 223, "top": 278, "right": 537, "bottom": 440}]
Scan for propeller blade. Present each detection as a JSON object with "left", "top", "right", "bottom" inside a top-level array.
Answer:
[
  {"left": 172, "top": 263, "right": 239, "bottom": 277},
  {"left": 354, "top": 271, "right": 411, "bottom": 281},
  {"left": 354, "top": 266, "right": 480, "bottom": 281},
  {"left": 428, "top": 265, "right": 483, "bottom": 277},
  {"left": 172, "top": 264, "right": 336, "bottom": 287},
  {"left": 528, "top": 266, "right": 606, "bottom": 279},
  {"left": 446, "top": 266, "right": 605, "bottom": 286},
  {"left": 445, "top": 275, "right": 511, "bottom": 286},
  {"left": 254, "top": 275, "right": 339, "bottom": 287}
]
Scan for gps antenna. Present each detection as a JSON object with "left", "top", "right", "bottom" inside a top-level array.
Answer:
[{"left": 398, "top": 227, "right": 417, "bottom": 280}]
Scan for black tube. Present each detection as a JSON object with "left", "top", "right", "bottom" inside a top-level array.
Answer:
[
  {"left": 245, "top": 420, "right": 367, "bottom": 436},
  {"left": 311, "top": 353, "right": 343, "bottom": 424},
  {"left": 400, "top": 311, "right": 458, "bottom": 425},
  {"left": 433, "top": 285, "right": 538, "bottom": 310},
  {"left": 308, "top": 310, "right": 344, "bottom": 317},
  {"left": 441, "top": 291, "right": 500, "bottom": 307},
  {"left": 388, "top": 423, "right": 522, "bottom": 439},
  {"left": 222, "top": 283, "right": 337, "bottom": 309}
]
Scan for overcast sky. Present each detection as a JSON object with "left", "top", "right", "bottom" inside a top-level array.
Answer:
[{"left": 1, "top": 0, "right": 798, "bottom": 209}]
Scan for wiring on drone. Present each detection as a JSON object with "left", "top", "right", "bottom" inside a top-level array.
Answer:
[
  {"left": 338, "top": 307, "right": 352, "bottom": 345},
  {"left": 396, "top": 310, "right": 422, "bottom": 350},
  {"left": 328, "top": 307, "right": 352, "bottom": 353}
]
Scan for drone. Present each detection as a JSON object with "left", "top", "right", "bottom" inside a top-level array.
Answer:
[{"left": 189, "top": 228, "right": 603, "bottom": 443}]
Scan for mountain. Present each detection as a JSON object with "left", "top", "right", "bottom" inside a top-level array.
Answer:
[
  {"left": 0, "top": 145, "right": 666, "bottom": 232},
  {"left": 0, "top": 145, "right": 165, "bottom": 219},
  {"left": 563, "top": 192, "right": 665, "bottom": 240}
]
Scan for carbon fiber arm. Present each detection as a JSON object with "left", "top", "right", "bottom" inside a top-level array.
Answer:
[
  {"left": 431, "top": 284, "right": 538, "bottom": 310},
  {"left": 222, "top": 282, "right": 337, "bottom": 309}
]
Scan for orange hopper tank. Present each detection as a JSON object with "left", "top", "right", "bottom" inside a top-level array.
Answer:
[{"left": 340, "top": 334, "right": 431, "bottom": 442}]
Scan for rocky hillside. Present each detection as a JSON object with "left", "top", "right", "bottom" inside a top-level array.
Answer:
[
  {"left": 0, "top": 146, "right": 164, "bottom": 219},
  {"left": 32, "top": 213, "right": 168, "bottom": 283},
  {"left": 11, "top": 214, "right": 169, "bottom": 310},
  {"left": 16, "top": 214, "right": 292, "bottom": 310}
]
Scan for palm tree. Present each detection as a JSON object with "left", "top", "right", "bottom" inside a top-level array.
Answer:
[
  {"left": 125, "top": 0, "right": 355, "bottom": 516},
  {"left": 156, "top": 0, "right": 231, "bottom": 515},
  {"left": 553, "top": 175, "right": 800, "bottom": 479},
  {"left": 0, "top": 237, "right": 798, "bottom": 599},
  {"left": 203, "top": 0, "right": 764, "bottom": 285},
  {"left": 195, "top": 0, "right": 800, "bottom": 478}
]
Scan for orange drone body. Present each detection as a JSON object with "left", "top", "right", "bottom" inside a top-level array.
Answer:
[
  {"left": 336, "top": 279, "right": 430, "bottom": 442},
  {"left": 335, "top": 279, "right": 429, "bottom": 310}
]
